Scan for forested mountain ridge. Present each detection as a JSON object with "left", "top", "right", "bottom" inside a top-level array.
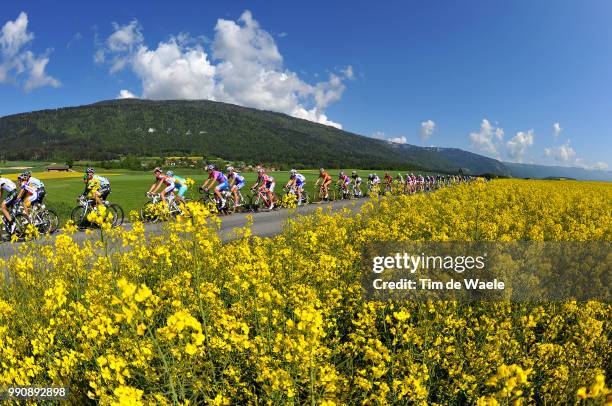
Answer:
[{"left": 0, "top": 99, "right": 517, "bottom": 175}]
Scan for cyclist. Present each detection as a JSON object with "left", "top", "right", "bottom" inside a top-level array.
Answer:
[
  {"left": 80, "top": 168, "right": 111, "bottom": 207},
  {"left": 226, "top": 166, "right": 246, "bottom": 207},
  {"left": 200, "top": 164, "right": 230, "bottom": 208},
  {"left": 250, "top": 168, "right": 276, "bottom": 209},
  {"left": 351, "top": 171, "right": 362, "bottom": 197},
  {"left": 383, "top": 172, "right": 393, "bottom": 193},
  {"left": 15, "top": 171, "right": 45, "bottom": 216},
  {"left": 337, "top": 171, "right": 351, "bottom": 196},
  {"left": 367, "top": 173, "right": 380, "bottom": 192},
  {"left": 0, "top": 175, "right": 18, "bottom": 234},
  {"left": 285, "top": 169, "right": 306, "bottom": 205},
  {"left": 315, "top": 168, "right": 332, "bottom": 201},
  {"left": 147, "top": 167, "right": 175, "bottom": 208},
  {"left": 166, "top": 171, "right": 188, "bottom": 203}
]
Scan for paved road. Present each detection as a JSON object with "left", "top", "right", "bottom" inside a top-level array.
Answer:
[{"left": 0, "top": 198, "right": 367, "bottom": 258}]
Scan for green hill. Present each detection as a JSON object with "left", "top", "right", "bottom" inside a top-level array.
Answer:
[{"left": 0, "top": 99, "right": 509, "bottom": 174}]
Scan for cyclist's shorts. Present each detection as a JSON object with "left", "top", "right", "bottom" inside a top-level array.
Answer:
[
  {"left": 233, "top": 181, "right": 245, "bottom": 190},
  {"left": 3, "top": 190, "right": 17, "bottom": 207},
  {"left": 216, "top": 181, "right": 229, "bottom": 192},
  {"left": 100, "top": 186, "right": 111, "bottom": 200},
  {"left": 296, "top": 179, "right": 305, "bottom": 188},
  {"left": 177, "top": 185, "right": 188, "bottom": 197},
  {"left": 265, "top": 181, "right": 275, "bottom": 192},
  {"left": 163, "top": 184, "right": 175, "bottom": 194}
]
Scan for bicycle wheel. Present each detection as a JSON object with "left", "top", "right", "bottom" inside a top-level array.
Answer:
[
  {"left": 224, "top": 197, "right": 236, "bottom": 214},
  {"left": 13, "top": 213, "right": 30, "bottom": 239},
  {"left": 109, "top": 204, "right": 124, "bottom": 227},
  {"left": 140, "top": 202, "right": 159, "bottom": 223},
  {"left": 301, "top": 191, "right": 310, "bottom": 205},
  {"left": 248, "top": 193, "right": 261, "bottom": 211},
  {"left": 70, "top": 206, "right": 89, "bottom": 230},
  {"left": 41, "top": 208, "right": 59, "bottom": 234}
]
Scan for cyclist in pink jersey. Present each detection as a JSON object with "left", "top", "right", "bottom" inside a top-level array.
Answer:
[
  {"left": 200, "top": 164, "right": 230, "bottom": 207},
  {"left": 147, "top": 167, "right": 176, "bottom": 207}
]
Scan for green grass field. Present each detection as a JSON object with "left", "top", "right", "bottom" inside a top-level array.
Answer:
[{"left": 1, "top": 165, "right": 407, "bottom": 224}]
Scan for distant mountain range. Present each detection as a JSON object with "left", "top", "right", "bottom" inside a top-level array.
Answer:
[{"left": 0, "top": 99, "right": 609, "bottom": 181}]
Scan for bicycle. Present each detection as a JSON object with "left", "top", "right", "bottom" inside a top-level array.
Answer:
[
  {"left": 317, "top": 183, "right": 332, "bottom": 202},
  {"left": 198, "top": 188, "right": 238, "bottom": 214},
  {"left": 330, "top": 184, "right": 352, "bottom": 201},
  {"left": 1, "top": 200, "right": 59, "bottom": 240},
  {"left": 70, "top": 196, "right": 124, "bottom": 230},
  {"left": 352, "top": 183, "right": 364, "bottom": 198},
  {"left": 140, "top": 193, "right": 185, "bottom": 222},
  {"left": 283, "top": 186, "right": 310, "bottom": 207},
  {"left": 248, "top": 187, "right": 278, "bottom": 211}
]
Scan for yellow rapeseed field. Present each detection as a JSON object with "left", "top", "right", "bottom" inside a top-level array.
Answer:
[{"left": 0, "top": 180, "right": 610, "bottom": 404}]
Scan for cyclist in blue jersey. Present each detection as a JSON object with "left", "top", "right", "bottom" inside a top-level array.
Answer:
[
  {"left": 285, "top": 169, "right": 306, "bottom": 205},
  {"left": 166, "top": 171, "right": 189, "bottom": 203},
  {"left": 226, "top": 166, "right": 245, "bottom": 207},
  {"left": 200, "top": 164, "right": 229, "bottom": 207}
]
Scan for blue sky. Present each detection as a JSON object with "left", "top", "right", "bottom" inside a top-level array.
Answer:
[{"left": 1, "top": 0, "right": 610, "bottom": 169}]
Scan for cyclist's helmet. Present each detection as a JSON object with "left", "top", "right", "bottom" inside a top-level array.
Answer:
[
  {"left": 319, "top": 168, "right": 325, "bottom": 173},
  {"left": 368, "top": 173, "right": 373, "bottom": 178},
  {"left": 206, "top": 164, "right": 215, "bottom": 171},
  {"left": 86, "top": 167, "right": 94, "bottom": 174},
  {"left": 166, "top": 170, "right": 174, "bottom": 177},
  {"left": 22, "top": 171, "right": 31, "bottom": 178},
  {"left": 352, "top": 171, "right": 357, "bottom": 175},
  {"left": 257, "top": 168, "right": 264, "bottom": 174},
  {"left": 153, "top": 167, "right": 162, "bottom": 173},
  {"left": 226, "top": 166, "right": 234, "bottom": 172},
  {"left": 339, "top": 171, "right": 345, "bottom": 176},
  {"left": 290, "top": 169, "right": 297, "bottom": 175}
]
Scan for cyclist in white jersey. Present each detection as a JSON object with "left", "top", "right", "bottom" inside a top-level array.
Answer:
[{"left": 0, "top": 176, "right": 17, "bottom": 233}]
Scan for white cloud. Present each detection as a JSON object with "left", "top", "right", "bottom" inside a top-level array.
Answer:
[
  {"left": 544, "top": 140, "right": 576, "bottom": 163},
  {"left": 372, "top": 131, "right": 386, "bottom": 140},
  {"left": 506, "top": 129, "right": 534, "bottom": 162},
  {"left": 117, "top": 89, "right": 137, "bottom": 99},
  {"left": 420, "top": 120, "right": 436, "bottom": 141},
  {"left": 469, "top": 119, "right": 504, "bottom": 155},
  {"left": 0, "top": 12, "right": 34, "bottom": 58},
  {"left": 0, "top": 12, "right": 60, "bottom": 91},
  {"left": 590, "top": 162, "right": 608, "bottom": 170},
  {"left": 388, "top": 136, "right": 407, "bottom": 144},
  {"left": 23, "top": 51, "right": 60, "bottom": 91},
  {"left": 553, "top": 122, "right": 562, "bottom": 137},
  {"left": 97, "top": 11, "right": 351, "bottom": 128}
]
